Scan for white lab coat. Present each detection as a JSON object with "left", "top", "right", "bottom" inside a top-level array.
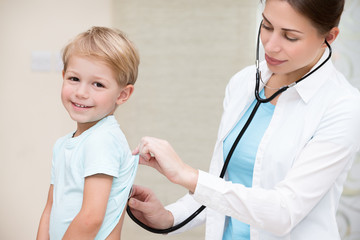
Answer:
[{"left": 166, "top": 49, "right": 360, "bottom": 240}]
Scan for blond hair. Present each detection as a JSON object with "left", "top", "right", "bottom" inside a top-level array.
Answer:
[{"left": 62, "top": 26, "right": 140, "bottom": 86}]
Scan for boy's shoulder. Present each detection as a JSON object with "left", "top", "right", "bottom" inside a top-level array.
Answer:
[
  {"left": 82, "top": 117, "right": 132, "bottom": 168},
  {"left": 53, "top": 116, "right": 127, "bottom": 151},
  {"left": 83, "top": 116, "right": 130, "bottom": 154},
  {"left": 88, "top": 116, "right": 126, "bottom": 143},
  {"left": 53, "top": 132, "right": 73, "bottom": 151}
]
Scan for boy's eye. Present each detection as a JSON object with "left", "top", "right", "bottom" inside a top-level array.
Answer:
[
  {"left": 69, "top": 77, "right": 80, "bottom": 82},
  {"left": 93, "top": 82, "right": 105, "bottom": 88}
]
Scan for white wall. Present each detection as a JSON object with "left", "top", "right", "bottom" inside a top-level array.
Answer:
[
  {"left": 0, "top": 0, "right": 112, "bottom": 239},
  {"left": 0, "top": 1, "right": 257, "bottom": 239},
  {"left": 333, "top": 0, "right": 360, "bottom": 238}
]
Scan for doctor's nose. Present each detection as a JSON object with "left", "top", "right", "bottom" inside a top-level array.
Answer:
[{"left": 263, "top": 34, "right": 281, "bottom": 54}]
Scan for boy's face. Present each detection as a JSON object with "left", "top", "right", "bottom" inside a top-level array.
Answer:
[{"left": 61, "top": 55, "right": 123, "bottom": 133}]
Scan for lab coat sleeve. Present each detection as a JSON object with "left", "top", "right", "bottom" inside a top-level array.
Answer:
[
  {"left": 165, "top": 193, "right": 206, "bottom": 234},
  {"left": 191, "top": 86, "right": 360, "bottom": 236}
]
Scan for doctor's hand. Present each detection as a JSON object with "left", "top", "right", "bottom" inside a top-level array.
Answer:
[
  {"left": 128, "top": 185, "right": 174, "bottom": 229},
  {"left": 133, "top": 137, "right": 199, "bottom": 193}
]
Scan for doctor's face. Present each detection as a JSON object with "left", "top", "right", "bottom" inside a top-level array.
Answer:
[{"left": 260, "top": 0, "right": 326, "bottom": 78}]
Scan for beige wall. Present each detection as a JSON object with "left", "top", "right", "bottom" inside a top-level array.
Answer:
[
  {"left": 0, "top": 0, "right": 113, "bottom": 239},
  {"left": 113, "top": 1, "right": 258, "bottom": 239},
  {"left": 0, "top": 0, "right": 257, "bottom": 239},
  {"left": 6, "top": 1, "right": 359, "bottom": 240}
]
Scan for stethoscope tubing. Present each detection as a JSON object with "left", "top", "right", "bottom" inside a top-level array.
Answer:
[
  {"left": 126, "top": 100, "right": 262, "bottom": 234},
  {"left": 126, "top": 21, "right": 332, "bottom": 234}
]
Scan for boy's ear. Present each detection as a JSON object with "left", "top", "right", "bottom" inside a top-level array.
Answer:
[{"left": 116, "top": 85, "right": 134, "bottom": 105}]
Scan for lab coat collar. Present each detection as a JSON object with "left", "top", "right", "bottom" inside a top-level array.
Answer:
[
  {"left": 294, "top": 47, "right": 333, "bottom": 104},
  {"left": 260, "top": 47, "right": 333, "bottom": 104}
]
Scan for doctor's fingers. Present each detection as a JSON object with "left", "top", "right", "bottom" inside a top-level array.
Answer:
[
  {"left": 132, "top": 144, "right": 154, "bottom": 162},
  {"left": 128, "top": 196, "right": 154, "bottom": 214},
  {"left": 139, "top": 137, "right": 185, "bottom": 172},
  {"left": 132, "top": 143, "right": 154, "bottom": 167},
  {"left": 132, "top": 144, "right": 140, "bottom": 155},
  {"left": 129, "top": 185, "right": 153, "bottom": 200},
  {"left": 129, "top": 186, "right": 162, "bottom": 213},
  {"left": 138, "top": 140, "right": 155, "bottom": 162},
  {"left": 144, "top": 137, "right": 177, "bottom": 156},
  {"left": 139, "top": 137, "right": 168, "bottom": 158}
]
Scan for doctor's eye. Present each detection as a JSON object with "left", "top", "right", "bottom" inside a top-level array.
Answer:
[
  {"left": 261, "top": 23, "right": 272, "bottom": 31},
  {"left": 284, "top": 33, "right": 299, "bottom": 42},
  {"left": 285, "top": 35, "right": 298, "bottom": 42}
]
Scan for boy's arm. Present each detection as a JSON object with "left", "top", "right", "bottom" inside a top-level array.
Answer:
[
  {"left": 62, "top": 174, "right": 113, "bottom": 240},
  {"left": 36, "top": 185, "right": 53, "bottom": 240}
]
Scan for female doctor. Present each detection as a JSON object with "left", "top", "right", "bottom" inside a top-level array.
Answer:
[{"left": 129, "top": 0, "right": 360, "bottom": 239}]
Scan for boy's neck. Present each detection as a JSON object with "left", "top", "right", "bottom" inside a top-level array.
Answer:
[{"left": 73, "top": 115, "right": 113, "bottom": 137}]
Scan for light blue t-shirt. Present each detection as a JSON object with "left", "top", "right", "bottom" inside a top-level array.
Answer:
[
  {"left": 222, "top": 89, "right": 275, "bottom": 240},
  {"left": 49, "top": 115, "right": 138, "bottom": 240}
]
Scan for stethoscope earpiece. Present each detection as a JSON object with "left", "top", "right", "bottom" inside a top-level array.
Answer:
[{"left": 255, "top": 22, "right": 332, "bottom": 103}]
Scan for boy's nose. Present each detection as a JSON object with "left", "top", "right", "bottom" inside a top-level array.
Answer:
[{"left": 75, "top": 84, "right": 89, "bottom": 99}]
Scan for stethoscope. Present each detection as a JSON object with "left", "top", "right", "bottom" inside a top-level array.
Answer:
[{"left": 126, "top": 21, "right": 332, "bottom": 234}]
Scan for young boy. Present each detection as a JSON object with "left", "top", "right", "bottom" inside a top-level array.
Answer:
[{"left": 36, "top": 27, "right": 140, "bottom": 240}]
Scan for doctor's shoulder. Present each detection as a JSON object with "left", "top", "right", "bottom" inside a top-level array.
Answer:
[{"left": 225, "top": 64, "right": 256, "bottom": 95}]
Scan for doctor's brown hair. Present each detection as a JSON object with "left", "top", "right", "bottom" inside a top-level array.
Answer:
[{"left": 261, "top": 0, "right": 344, "bottom": 35}]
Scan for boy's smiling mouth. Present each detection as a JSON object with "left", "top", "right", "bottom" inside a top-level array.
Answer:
[{"left": 72, "top": 102, "right": 92, "bottom": 109}]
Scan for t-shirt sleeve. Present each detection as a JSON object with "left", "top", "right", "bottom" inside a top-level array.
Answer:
[
  {"left": 51, "top": 155, "right": 55, "bottom": 184},
  {"left": 50, "top": 136, "right": 66, "bottom": 185},
  {"left": 82, "top": 130, "right": 123, "bottom": 178}
]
